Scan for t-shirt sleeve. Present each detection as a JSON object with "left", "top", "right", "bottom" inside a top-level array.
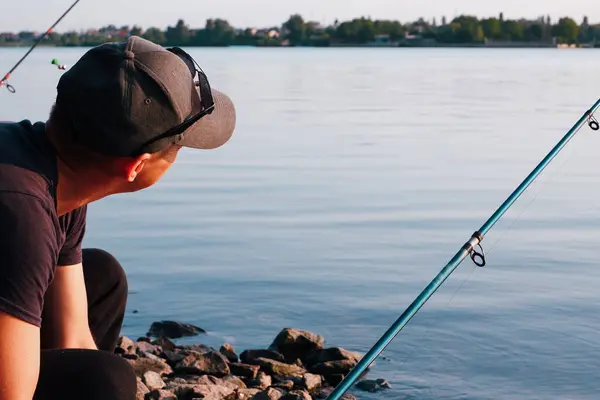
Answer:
[
  {"left": 57, "top": 205, "right": 87, "bottom": 266},
  {"left": 0, "top": 192, "right": 58, "bottom": 327}
]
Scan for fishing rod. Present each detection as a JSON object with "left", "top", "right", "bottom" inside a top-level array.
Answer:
[
  {"left": 326, "top": 100, "right": 600, "bottom": 400},
  {"left": 0, "top": 0, "right": 81, "bottom": 93}
]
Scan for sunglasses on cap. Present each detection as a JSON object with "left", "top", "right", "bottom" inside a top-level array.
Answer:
[{"left": 132, "top": 47, "right": 215, "bottom": 155}]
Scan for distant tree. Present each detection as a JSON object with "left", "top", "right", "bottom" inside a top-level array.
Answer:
[
  {"left": 452, "top": 15, "right": 484, "bottom": 43},
  {"left": 130, "top": 25, "right": 143, "bottom": 37},
  {"left": 480, "top": 18, "right": 502, "bottom": 39},
  {"left": 502, "top": 20, "right": 524, "bottom": 41},
  {"left": 143, "top": 27, "right": 166, "bottom": 44},
  {"left": 283, "top": 14, "right": 307, "bottom": 45},
  {"left": 166, "top": 19, "right": 191, "bottom": 46},
  {"left": 552, "top": 17, "right": 579, "bottom": 43}
]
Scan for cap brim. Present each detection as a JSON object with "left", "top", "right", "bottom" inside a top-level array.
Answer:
[{"left": 178, "top": 88, "right": 236, "bottom": 150}]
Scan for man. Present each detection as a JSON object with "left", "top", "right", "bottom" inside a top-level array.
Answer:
[{"left": 0, "top": 36, "right": 236, "bottom": 400}]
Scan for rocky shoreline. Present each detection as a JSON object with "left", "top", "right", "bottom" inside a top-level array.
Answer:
[{"left": 116, "top": 323, "right": 391, "bottom": 400}]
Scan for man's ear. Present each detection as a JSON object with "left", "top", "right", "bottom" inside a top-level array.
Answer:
[{"left": 124, "top": 153, "right": 152, "bottom": 182}]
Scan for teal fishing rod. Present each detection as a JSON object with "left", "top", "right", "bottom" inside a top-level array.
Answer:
[{"left": 326, "top": 99, "right": 600, "bottom": 400}]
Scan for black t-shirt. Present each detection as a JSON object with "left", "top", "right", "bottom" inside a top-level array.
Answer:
[{"left": 0, "top": 120, "right": 87, "bottom": 327}]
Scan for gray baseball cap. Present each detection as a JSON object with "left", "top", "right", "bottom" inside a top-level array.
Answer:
[{"left": 56, "top": 35, "right": 236, "bottom": 157}]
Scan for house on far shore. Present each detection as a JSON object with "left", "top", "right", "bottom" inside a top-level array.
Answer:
[{"left": 366, "top": 34, "right": 398, "bottom": 46}]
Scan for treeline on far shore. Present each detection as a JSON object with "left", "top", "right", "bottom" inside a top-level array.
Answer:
[{"left": 2, "top": 13, "right": 600, "bottom": 48}]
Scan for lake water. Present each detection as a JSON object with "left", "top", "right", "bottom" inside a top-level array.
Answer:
[{"left": 2, "top": 46, "right": 600, "bottom": 399}]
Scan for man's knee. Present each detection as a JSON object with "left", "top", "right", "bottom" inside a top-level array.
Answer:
[{"left": 82, "top": 248, "right": 128, "bottom": 297}]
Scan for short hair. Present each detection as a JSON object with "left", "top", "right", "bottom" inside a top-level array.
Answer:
[
  {"left": 47, "top": 101, "right": 116, "bottom": 168},
  {"left": 47, "top": 101, "right": 180, "bottom": 168}
]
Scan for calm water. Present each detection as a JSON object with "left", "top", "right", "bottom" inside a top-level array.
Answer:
[{"left": 3, "top": 46, "right": 600, "bottom": 399}]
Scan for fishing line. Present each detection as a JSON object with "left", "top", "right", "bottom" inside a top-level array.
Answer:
[
  {"left": 0, "top": 0, "right": 81, "bottom": 93},
  {"left": 325, "top": 100, "right": 600, "bottom": 400},
  {"left": 384, "top": 132, "right": 581, "bottom": 383},
  {"left": 482, "top": 122, "right": 582, "bottom": 258}
]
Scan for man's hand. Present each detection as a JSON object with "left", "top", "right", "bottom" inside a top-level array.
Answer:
[
  {"left": 41, "top": 263, "right": 96, "bottom": 350},
  {"left": 0, "top": 311, "right": 40, "bottom": 400}
]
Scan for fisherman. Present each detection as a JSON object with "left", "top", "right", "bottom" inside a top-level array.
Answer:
[{"left": 0, "top": 36, "right": 236, "bottom": 400}]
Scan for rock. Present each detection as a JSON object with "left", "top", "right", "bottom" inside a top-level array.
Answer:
[
  {"left": 136, "top": 377, "right": 149, "bottom": 400},
  {"left": 252, "top": 357, "right": 306, "bottom": 379},
  {"left": 193, "top": 375, "right": 219, "bottom": 385},
  {"left": 247, "top": 371, "right": 272, "bottom": 390},
  {"left": 324, "top": 374, "right": 345, "bottom": 386},
  {"left": 181, "top": 343, "right": 215, "bottom": 354},
  {"left": 221, "top": 343, "right": 239, "bottom": 363},
  {"left": 147, "top": 321, "right": 206, "bottom": 339},
  {"left": 281, "top": 390, "right": 312, "bottom": 400},
  {"left": 127, "top": 356, "right": 173, "bottom": 377},
  {"left": 122, "top": 353, "right": 139, "bottom": 360},
  {"left": 240, "top": 349, "right": 285, "bottom": 364},
  {"left": 168, "top": 377, "right": 188, "bottom": 385},
  {"left": 153, "top": 337, "right": 176, "bottom": 352},
  {"left": 163, "top": 350, "right": 186, "bottom": 366},
  {"left": 301, "top": 374, "right": 322, "bottom": 392},
  {"left": 308, "top": 360, "right": 356, "bottom": 376},
  {"left": 221, "top": 375, "right": 247, "bottom": 390},
  {"left": 272, "top": 380, "right": 294, "bottom": 390},
  {"left": 138, "top": 336, "right": 153, "bottom": 343},
  {"left": 143, "top": 371, "right": 166, "bottom": 392},
  {"left": 174, "top": 350, "right": 230, "bottom": 377},
  {"left": 145, "top": 389, "right": 177, "bottom": 400},
  {"left": 269, "top": 329, "right": 325, "bottom": 363},
  {"left": 229, "top": 362, "right": 260, "bottom": 379},
  {"left": 252, "top": 387, "right": 284, "bottom": 400},
  {"left": 174, "top": 384, "right": 235, "bottom": 400},
  {"left": 142, "top": 353, "right": 164, "bottom": 363},
  {"left": 236, "top": 388, "right": 260, "bottom": 399},
  {"left": 313, "top": 387, "right": 356, "bottom": 400},
  {"left": 355, "top": 378, "right": 391, "bottom": 392},
  {"left": 137, "top": 341, "right": 161, "bottom": 356},
  {"left": 116, "top": 336, "right": 137, "bottom": 355},
  {"left": 304, "top": 348, "right": 362, "bottom": 368}
]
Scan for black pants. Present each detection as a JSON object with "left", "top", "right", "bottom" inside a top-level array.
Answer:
[{"left": 34, "top": 248, "right": 137, "bottom": 400}]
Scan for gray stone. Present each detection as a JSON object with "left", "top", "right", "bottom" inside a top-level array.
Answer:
[
  {"left": 304, "top": 348, "right": 362, "bottom": 368},
  {"left": 116, "top": 336, "right": 137, "bottom": 355},
  {"left": 220, "top": 343, "right": 239, "bottom": 363},
  {"left": 247, "top": 371, "right": 271, "bottom": 390},
  {"left": 135, "top": 377, "right": 149, "bottom": 400},
  {"left": 240, "top": 349, "right": 285, "bottom": 364},
  {"left": 281, "top": 390, "right": 312, "bottom": 400},
  {"left": 142, "top": 371, "right": 166, "bottom": 392},
  {"left": 127, "top": 356, "right": 173, "bottom": 377},
  {"left": 236, "top": 388, "right": 260, "bottom": 399},
  {"left": 302, "top": 373, "right": 322, "bottom": 392},
  {"left": 147, "top": 320, "right": 206, "bottom": 339},
  {"left": 174, "top": 383, "right": 235, "bottom": 400},
  {"left": 355, "top": 378, "right": 391, "bottom": 392},
  {"left": 308, "top": 360, "right": 356, "bottom": 376},
  {"left": 269, "top": 328, "right": 325, "bottom": 363},
  {"left": 174, "top": 350, "right": 230, "bottom": 377},
  {"left": 145, "top": 389, "right": 177, "bottom": 400},
  {"left": 252, "top": 357, "right": 306, "bottom": 379},
  {"left": 229, "top": 362, "right": 260, "bottom": 379},
  {"left": 251, "top": 387, "right": 284, "bottom": 400},
  {"left": 312, "top": 387, "right": 356, "bottom": 400}
]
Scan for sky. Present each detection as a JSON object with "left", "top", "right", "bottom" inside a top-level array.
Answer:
[{"left": 1, "top": 0, "right": 599, "bottom": 32}]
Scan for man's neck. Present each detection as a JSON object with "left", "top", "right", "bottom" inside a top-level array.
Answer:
[{"left": 55, "top": 156, "right": 118, "bottom": 216}]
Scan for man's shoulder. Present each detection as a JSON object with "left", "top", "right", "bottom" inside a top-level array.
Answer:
[{"left": 0, "top": 120, "right": 56, "bottom": 202}]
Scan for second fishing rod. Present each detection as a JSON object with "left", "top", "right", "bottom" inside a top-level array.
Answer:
[{"left": 325, "top": 99, "right": 600, "bottom": 400}]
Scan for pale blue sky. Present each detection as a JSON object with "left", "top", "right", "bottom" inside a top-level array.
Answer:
[{"left": 2, "top": 0, "right": 599, "bottom": 32}]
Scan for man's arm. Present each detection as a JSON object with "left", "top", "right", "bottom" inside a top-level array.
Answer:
[
  {"left": 0, "top": 312, "right": 40, "bottom": 400},
  {"left": 41, "top": 263, "right": 96, "bottom": 350}
]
